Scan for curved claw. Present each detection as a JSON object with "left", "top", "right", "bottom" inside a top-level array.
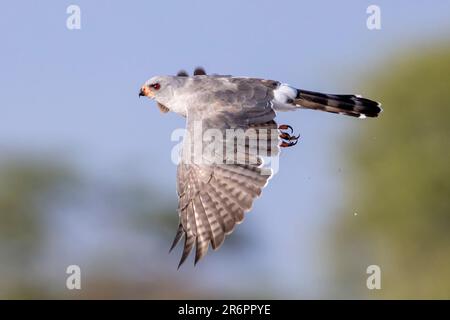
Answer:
[
  {"left": 279, "top": 133, "right": 300, "bottom": 141},
  {"left": 279, "top": 124, "right": 300, "bottom": 148},
  {"left": 278, "top": 124, "right": 293, "bottom": 134},
  {"left": 280, "top": 140, "right": 298, "bottom": 148}
]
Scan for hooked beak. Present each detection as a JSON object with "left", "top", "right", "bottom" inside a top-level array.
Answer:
[{"left": 139, "top": 85, "right": 154, "bottom": 98}]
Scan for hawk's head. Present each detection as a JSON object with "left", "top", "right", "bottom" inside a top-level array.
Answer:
[
  {"left": 139, "top": 75, "right": 187, "bottom": 113},
  {"left": 139, "top": 76, "right": 171, "bottom": 99}
]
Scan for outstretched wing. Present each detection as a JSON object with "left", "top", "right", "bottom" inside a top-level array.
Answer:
[{"left": 171, "top": 78, "right": 280, "bottom": 267}]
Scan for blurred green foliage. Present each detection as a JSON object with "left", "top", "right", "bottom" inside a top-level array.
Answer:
[
  {"left": 0, "top": 155, "right": 250, "bottom": 299},
  {"left": 0, "top": 157, "right": 76, "bottom": 298},
  {"left": 333, "top": 45, "right": 450, "bottom": 298}
]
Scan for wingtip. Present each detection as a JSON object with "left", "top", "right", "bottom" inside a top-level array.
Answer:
[
  {"left": 169, "top": 237, "right": 179, "bottom": 253},
  {"left": 194, "top": 255, "right": 201, "bottom": 266},
  {"left": 177, "top": 232, "right": 195, "bottom": 269},
  {"left": 169, "top": 223, "right": 184, "bottom": 253},
  {"left": 194, "top": 241, "right": 208, "bottom": 266},
  {"left": 177, "top": 254, "right": 187, "bottom": 269}
]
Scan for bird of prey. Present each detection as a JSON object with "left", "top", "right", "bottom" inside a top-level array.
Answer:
[{"left": 139, "top": 67, "right": 382, "bottom": 268}]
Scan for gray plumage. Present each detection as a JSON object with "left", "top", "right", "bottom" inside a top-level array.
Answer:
[{"left": 140, "top": 69, "right": 382, "bottom": 267}]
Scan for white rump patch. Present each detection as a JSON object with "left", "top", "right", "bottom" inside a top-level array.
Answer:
[{"left": 273, "top": 83, "right": 297, "bottom": 104}]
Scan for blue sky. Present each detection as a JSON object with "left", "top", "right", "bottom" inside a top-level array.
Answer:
[{"left": 1, "top": 1, "right": 449, "bottom": 297}]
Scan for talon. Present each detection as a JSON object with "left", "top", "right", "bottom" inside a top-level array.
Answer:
[
  {"left": 279, "top": 132, "right": 291, "bottom": 140},
  {"left": 279, "top": 124, "right": 300, "bottom": 147},
  {"left": 280, "top": 140, "right": 298, "bottom": 148},
  {"left": 279, "top": 132, "right": 300, "bottom": 141},
  {"left": 278, "top": 124, "right": 293, "bottom": 134}
]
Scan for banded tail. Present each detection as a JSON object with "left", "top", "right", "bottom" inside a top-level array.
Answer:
[{"left": 274, "top": 84, "right": 382, "bottom": 118}]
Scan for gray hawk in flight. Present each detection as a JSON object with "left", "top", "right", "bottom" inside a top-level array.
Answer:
[{"left": 139, "top": 67, "right": 382, "bottom": 268}]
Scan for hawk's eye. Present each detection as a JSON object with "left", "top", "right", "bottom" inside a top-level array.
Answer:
[{"left": 151, "top": 83, "right": 161, "bottom": 90}]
